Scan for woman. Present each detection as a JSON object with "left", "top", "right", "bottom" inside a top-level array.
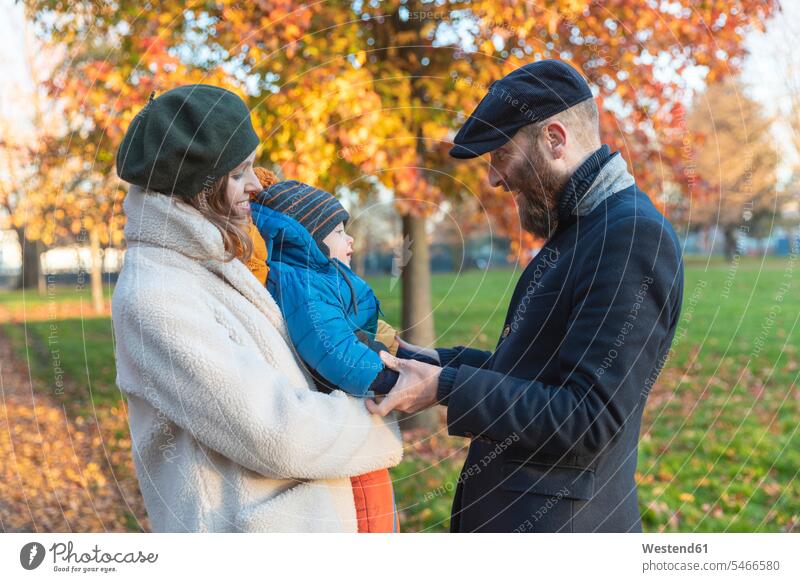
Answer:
[{"left": 112, "top": 84, "right": 402, "bottom": 532}]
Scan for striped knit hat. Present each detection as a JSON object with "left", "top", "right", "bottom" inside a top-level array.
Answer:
[{"left": 255, "top": 180, "right": 349, "bottom": 256}]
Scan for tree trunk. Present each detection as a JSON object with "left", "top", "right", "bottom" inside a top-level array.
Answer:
[
  {"left": 399, "top": 213, "right": 439, "bottom": 430},
  {"left": 401, "top": 214, "right": 434, "bottom": 345},
  {"left": 352, "top": 247, "right": 366, "bottom": 278},
  {"left": 451, "top": 240, "right": 465, "bottom": 272},
  {"left": 15, "top": 227, "right": 41, "bottom": 291},
  {"left": 723, "top": 225, "right": 739, "bottom": 261},
  {"left": 349, "top": 220, "right": 367, "bottom": 277},
  {"left": 36, "top": 240, "right": 46, "bottom": 296},
  {"left": 89, "top": 226, "right": 105, "bottom": 313}
]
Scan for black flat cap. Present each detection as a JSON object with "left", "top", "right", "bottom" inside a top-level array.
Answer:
[{"left": 450, "top": 60, "right": 593, "bottom": 159}]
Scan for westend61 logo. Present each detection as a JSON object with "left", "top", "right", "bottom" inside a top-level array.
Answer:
[{"left": 19, "top": 541, "right": 158, "bottom": 574}]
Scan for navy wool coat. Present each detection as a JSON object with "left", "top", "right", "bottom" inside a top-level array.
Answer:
[{"left": 438, "top": 184, "right": 684, "bottom": 532}]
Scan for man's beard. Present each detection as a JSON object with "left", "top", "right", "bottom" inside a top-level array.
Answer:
[{"left": 510, "top": 147, "right": 569, "bottom": 239}]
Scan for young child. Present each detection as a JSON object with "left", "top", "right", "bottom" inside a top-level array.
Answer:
[{"left": 246, "top": 170, "right": 421, "bottom": 532}]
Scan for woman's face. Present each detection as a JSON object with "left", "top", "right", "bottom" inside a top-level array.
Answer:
[
  {"left": 225, "top": 150, "right": 261, "bottom": 219},
  {"left": 323, "top": 222, "right": 354, "bottom": 266}
]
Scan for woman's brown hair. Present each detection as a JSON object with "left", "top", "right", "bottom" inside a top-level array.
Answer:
[{"left": 182, "top": 174, "right": 253, "bottom": 263}]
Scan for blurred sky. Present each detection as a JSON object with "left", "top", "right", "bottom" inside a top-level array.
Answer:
[
  {"left": 1, "top": 0, "right": 798, "bottom": 179},
  {"left": 744, "top": 1, "right": 800, "bottom": 178},
  {"left": 0, "top": 0, "right": 32, "bottom": 135}
]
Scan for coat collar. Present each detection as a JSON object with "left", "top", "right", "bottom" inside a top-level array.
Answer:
[
  {"left": 123, "top": 185, "right": 288, "bottom": 335},
  {"left": 556, "top": 145, "right": 635, "bottom": 230}
]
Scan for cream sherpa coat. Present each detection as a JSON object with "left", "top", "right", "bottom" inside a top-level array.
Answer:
[{"left": 112, "top": 185, "right": 403, "bottom": 532}]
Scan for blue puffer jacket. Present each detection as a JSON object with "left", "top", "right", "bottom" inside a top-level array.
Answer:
[{"left": 250, "top": 202, "right": 386, "bottom": 397}]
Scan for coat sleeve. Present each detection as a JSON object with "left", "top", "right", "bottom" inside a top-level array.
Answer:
[
  {"left": 443, "top": 216, "right": 682, "bottom": 457},
  {"left": 277, "top": 275, "right": 385, "bottom": 397},
  {"left": 113, "top": 284, "right": 403, "bottom": 481},
  {"left": 436, "top": 346, "right": 493, "bottom": 368}
]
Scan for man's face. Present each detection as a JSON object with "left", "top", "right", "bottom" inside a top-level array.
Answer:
[{"left": 488, "top": 127, "right": 569, "bottom": 239}]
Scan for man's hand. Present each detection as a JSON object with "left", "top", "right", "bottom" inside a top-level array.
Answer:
[
  {"left": 396, "top": 337, "right": 441, "bottom": 364},
  {"left": 366, "top": 351, "right": 442, "bottom": 416}
]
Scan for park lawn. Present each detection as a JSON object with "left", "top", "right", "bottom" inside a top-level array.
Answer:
[
  {"left": 3, "top": 316, "right": 119, "bottom": 416},
  {"left": 0, "top": 284, "right": 114, "bottom": 311},
  {"left": 1, "top": 257, "right": 797, "bottom": 532}
]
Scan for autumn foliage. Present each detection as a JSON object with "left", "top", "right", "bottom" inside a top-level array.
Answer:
[{"left": 20, "top": 0, "right": 776, "bottom": 257}]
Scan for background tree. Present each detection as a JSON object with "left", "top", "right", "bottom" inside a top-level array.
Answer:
[
  {"left": 0, "top": 126, "right": 40, "bottom": 291},
  {"left": 21, "top": 0, "right": 777, "bottom": 423},
  {"left": 213, "top": 0, "right": 778, "bottom": 358},
  {"left": 687, "top": 78, "right": 781, "bottom": 259},
  {"left": 0, "top": 11, "right": 57, "bottom": 292},
  {"left": 743, "top": 0, "right": 800, "bottom": 235}
]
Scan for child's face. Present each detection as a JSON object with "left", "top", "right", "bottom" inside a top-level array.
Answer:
[
  {"left": 323, "top": 222, "right": 354, "bottom": 266},
  {"left": 225, "top": 150, "right": 261, "bottom": 219}
]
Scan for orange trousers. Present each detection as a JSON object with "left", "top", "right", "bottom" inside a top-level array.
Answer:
[{"left": 350, "top": 468, "right": 399, "bottom": 533}]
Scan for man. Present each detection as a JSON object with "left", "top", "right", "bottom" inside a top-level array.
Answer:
[{"left": 368, "top": 60, "right": 684, "bottom": 532}]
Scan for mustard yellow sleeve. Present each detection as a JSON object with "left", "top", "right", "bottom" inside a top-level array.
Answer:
[
  {"left": 245, "top": 220, "right": 269, "bottom": 286},
  {"left": 375, "top": 319, "right": 400, "bottom": 355}
]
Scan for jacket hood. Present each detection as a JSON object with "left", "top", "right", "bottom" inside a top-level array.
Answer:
[
  {"left": 251, "top": 200, "right": 376, "bottom": 317},
  {"left": 250, "top": 202, "right": 332, "bottom": 271}
]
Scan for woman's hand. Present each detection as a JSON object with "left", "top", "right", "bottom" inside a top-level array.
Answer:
[{"left": 397, "top": 337, "right": 440, "bottom": 365}]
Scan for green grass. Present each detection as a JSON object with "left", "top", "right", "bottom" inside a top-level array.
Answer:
[
  {"left": 368, "top": 267, "right": 519, "bottom": 350},
  {"left": 382, "top": 258, "right": 800, "bottom": 532},
  {"left": 0, "top": 284, "right": 114, "bottom": 311},
  {"left": 1, "top": 257, "right": 798, "bottom": 532},
  {"left": 3, "top": 316, "right": 120, "bottom": 415}
]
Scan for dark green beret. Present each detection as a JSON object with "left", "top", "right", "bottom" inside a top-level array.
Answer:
[{"left": 116, "top": 84, "right": 259, "bottom": 198}]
